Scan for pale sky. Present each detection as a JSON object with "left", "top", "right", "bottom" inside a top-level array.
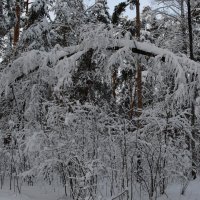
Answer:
[
  {"left": 85, "top": 0, "right": 153, "bottom": 18},
  {"left": 108, "top": 0, "right": 152, "bottom": 17}
]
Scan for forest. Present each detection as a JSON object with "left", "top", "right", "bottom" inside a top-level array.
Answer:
[{"left": 0, "top": 0, "right": 200, "bottom": 200}]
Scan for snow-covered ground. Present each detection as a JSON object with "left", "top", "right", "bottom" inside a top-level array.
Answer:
[
  {"left": 158, "top": 178, "right": 200, "bottom": 200},
  {"left": 0, "top": 184, "right": 65, "bottom": 200},
  {"left": 0, "top": 178, "right": 200, "bottom": 200}
]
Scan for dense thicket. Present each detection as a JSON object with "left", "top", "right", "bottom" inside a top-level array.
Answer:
[{"left": 0, "top": 0, "right": 200, "bottom": 200}]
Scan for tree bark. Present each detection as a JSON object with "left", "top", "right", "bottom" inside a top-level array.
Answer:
[
  {"left": 135, "top": 0, "right": 140, "bottom": 39},
  {"left": 135, "top": 0, "right": 143, "bottom": 184},
  {"left": 134, "top": 0, "right": 142, "bottom": 117},
  {"left": 13, "top": 1, "right": 20, "bottom": 46},
  {"left": 112, "top": 69, "right": 117, "bottom": 99},
  {"left": 187, "top": 0, "right": 196, "bottom": 180},
  {"left": 0, "top": 1, "right": 2, "bottom": 18},
  {"left": 187, "top": 0, "right": 194, "bottom": 60},
  {"left": 180, "top": 0, "right": 187, "bottom": 54},
  {"left": 25, "top": 0, "right": 29, "bottom": 14}
]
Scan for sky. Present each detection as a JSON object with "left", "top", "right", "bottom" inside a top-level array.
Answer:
[
  {"left": 85, "top": 0, "right": 153, "bottom": 18},
  {"left": 108, "top": 0, "right": 152, "bottom": 17}
]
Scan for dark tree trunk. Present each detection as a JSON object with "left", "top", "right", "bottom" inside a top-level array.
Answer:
[
  {"left": 13, "top": 1, "right": 20, "bottom": 46},
  {"left": 0, "top": 1, "right": 2, "bottom": 18},
  {"left": 135, "top": 0, "right": 140, "bottom": 39},
  {"left": 180, "top": 0, "right": 187, "bottom": 54},
  {"left": 135, "top": 0, "right": 142, "bottom": 116},
  {"left": 135, "top": 0, "right": 143, "bottom": 183},
  {"left": 187, "top": 0, "right": 197, "bottom": 180},
  {"left": 187, "top": 0, "right": 194, "bottom": 60},
  {"left": 112, "top": 69, "right": 117, "bottom": 99},
  {"left": 25, "top": 0, "right": 29, "bottom": 14}
]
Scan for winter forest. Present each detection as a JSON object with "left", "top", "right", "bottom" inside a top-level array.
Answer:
[{"left": 0, "top": 0, "right": 200, "bottom": 200}]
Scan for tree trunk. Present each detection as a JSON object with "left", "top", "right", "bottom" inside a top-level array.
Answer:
[
  {"left": 112, "top": 69, "right": 117, "bottom": 99},
  {"left": 187, "top": 0, "right": 196, "bottom": 180},
  {"left": 187, "top": 0, "right": 194, "bottom": 60},
  {"left": 135, "top": 0, "right": 142, "bottom": 115},
  {"left": 180, "top": 0, "right": 187, "bottom": 54},
  {"left": 13, "top": 1, "right": 20, "bottom": 46},
  {"left": 135, "top": 0, "right": 143, "bottom": 183},
  {"left": 191, "top": 73, "right": 197, "bottom": 180},
  {"left": 0, "top": 1, "right": 3, "bottom": 20},
  {"left": 135, "top": 0, "right": 140, "bottom": 39},
  {"left": 136, "top": 61, "right": 142, "bottom": 117},
  {"left": 25, "top": 0, "right": 29, "bottom": 14}
]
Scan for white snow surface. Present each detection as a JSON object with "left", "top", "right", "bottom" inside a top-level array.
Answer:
[
  {"left": 0, "top": 184, "right": 65, "bottom": 200},
  {"left": 158, "top": 178, "right": 200, "bottom": 200},
  {"left": 1, "top": 178, "right": 200, "bottom": 200}
]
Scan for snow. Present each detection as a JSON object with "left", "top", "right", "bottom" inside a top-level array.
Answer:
[
  {"left": 158, "top": 178, "right": 200, "bottom": 200},
  {"left": 1, "top": 28, "right": 200, "bottom": 97},
  {"left": 1, "top": 178, "right": 200, "bottom": 200},
  {"left": 0, "top": 184, "right": 64, "bottom": 200}
]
